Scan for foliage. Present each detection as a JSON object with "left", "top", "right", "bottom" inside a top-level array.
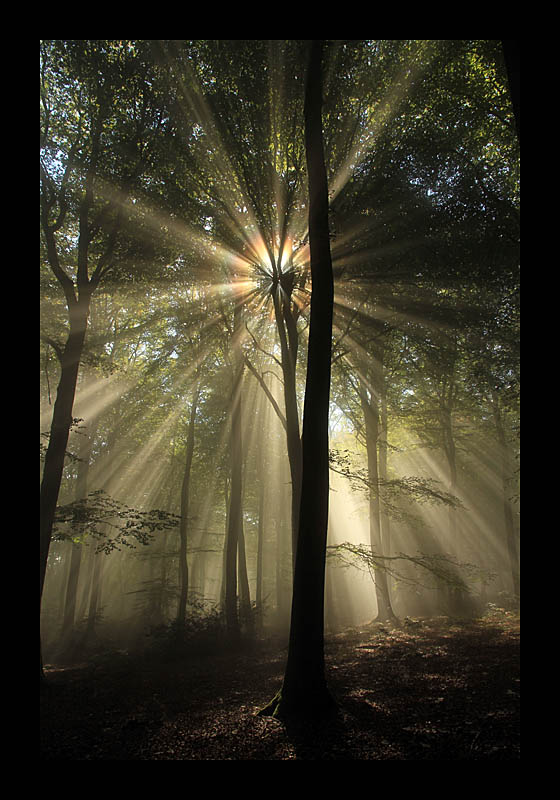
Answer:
[
  {"left": 328, "top": 541, "right": 497, "bottom": 594},
  {"left": 52, "top": 489, "right": 180, "bottom": 553},
  {"left": 40, "top": 40, "right": 520, "bottom": 659},
  {"left": 329, "top": 447, "right": 462, "bottom": 511},
  {"left": 144, "top": 599, "right": 228, "bottom": 657},
  {"left": 40, "top": 418, "right": 87, "bottom": 464}
]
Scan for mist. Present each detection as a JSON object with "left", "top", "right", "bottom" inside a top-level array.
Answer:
[{"left": 40, "top": 39, "right": 519, "bottom": 760}]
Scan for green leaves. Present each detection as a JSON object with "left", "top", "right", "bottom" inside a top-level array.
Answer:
[
  {"left": 53, "top": 490, "right": 180, "bottom": 553},
  {"left": 328, "top": 541, "right": 497, "bottom": 592}
]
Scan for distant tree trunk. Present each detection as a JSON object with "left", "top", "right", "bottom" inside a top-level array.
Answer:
[
  {"left": 62, "top": 414, "right": 99, "bottom": 642},
  {"left": 378, "top": 374, "right": 392, "bottom": 576},
  {"left": 358, "top": 375, "right": 397, "bottom": 623},
  {"left": 439, "top": 357, "right": 472, "bottom": 616},
  {"left": 491, "top": 391, "right": 520, "bottom": 600},
  {"left": 247, "top": 337, "right": 302, "bottom": 572},
  {"left": 225, "top": 304, "right": 245, "bottom": 641},
  {"left": 274, "top": 472, "right": 292, "bottom": 626},
  {"left": 271, "top": 283, "right": 303, "bottom": 566},
  {"left": 62, "top": 539, "right": 83, "bottom": 640},
  {"left": 75, "top": 541, "right": 95, "bottom": 622},
  {"left": 238, "top": 524, "right": 252, "bottom": 629},
  {"left": 260, "top": 40, "right": 335, "bottom": 718},
  {"left": 177, "top": 383, "right": 201, "bottom": 625},
  {"left": 220, "top": 477, "right": 229, "bottom": 608},
  {"left": 256, "top": 460, "right": 266, "bottom": 627},
  {"left": 85, "top": 545, "right": 105, "bottom": 637}
]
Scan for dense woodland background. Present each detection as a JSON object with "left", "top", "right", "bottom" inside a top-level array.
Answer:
[{"left": 40, "top": 40, "right": 519, "bottom": 691}]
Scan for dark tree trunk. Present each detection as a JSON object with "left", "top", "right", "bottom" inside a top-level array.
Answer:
[
  {"left": 40, "top": 129, "right": 117, "bottom": 676},
  {"left": 260, "top": 40, "right": 335, "bottom": 719},
  {"left": 271, "top": 289, "right": 303, "bottom": 567},
  {"left": 177, "top": 383, "right": 201, "bottom": 625},
  {"left": 40, "top": 304, "right": 90, "bottom": 599},
  {"left": 40, "top": 300, "right": 91, "bottom": 679}
]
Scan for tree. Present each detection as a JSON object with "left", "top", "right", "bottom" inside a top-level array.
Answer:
[
  {"left": 490, "top": 391, "right": 519, "bottom": 599},
  {"left": 224, "top": 302, "right": 246, "bottom": 640},
  {"left": 260, "top": 40, "right": 336, "bottom": 719},
  {"left": 40, "top": 41, "right": 185, "bottom": 670},
  {"left": 177, "top": 380, "right": 201, "bottom": 625},
  {"left": 40, "top": 41, "right": 520, "bottom": 684},
  {"left": 356, "top": 365, "right": 398, "bottom": 622},
  {"left": 60, "top": 409, "right": 100, "bottom": 643}
]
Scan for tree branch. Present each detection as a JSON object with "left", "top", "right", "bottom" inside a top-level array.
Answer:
[{"left": 244, "top": 357, "right": 287, "bottom": 431}]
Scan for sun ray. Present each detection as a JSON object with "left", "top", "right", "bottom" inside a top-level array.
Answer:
[
  {"left": 328, "top": 41, "right": 439, "bottom": 204},
  {"left": 41, "top": 40, "right": 519, "bottom": 675}
]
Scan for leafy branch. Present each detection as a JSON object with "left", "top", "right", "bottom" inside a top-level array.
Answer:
[
  {"left": 328, "top": 541, "right": 496, "bottom": 593},
  {"left": 329, "top": 447, "right": 463, "bottom": 512},
  {"left": 52, "top": 489, "right": 180, "bottom": 553}
]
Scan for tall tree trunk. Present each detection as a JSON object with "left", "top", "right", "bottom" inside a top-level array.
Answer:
[
  {"left": 271, "top": 286, "right": 303, "bottom": 565},
  {"left": 260, "top": 40, "right": 335, "bottom": 718},
  {"left": 85, "top": 544, "right": 105, "bottom": 638},
  {"left": 177, "top": 383, "right": 201, "bottom": 625},
  {"left": 440, "top": 362, "right": 471, "bottom": 615},
  {"left": 378, "top": 373, "right": 392, "bottom": 582},
  {"left": 62, "top": 412, "right": 99, "bottom": 642},
  {"left": 358, "top": 377, "right": 397, "bottom": 623},
  {"left": 225, "top": 304, "right": 245, "bottom": 641},
  {"left": 40, "top": 299, "right": 91, "bottom": 675},
  {"left": 255, "top": 391, "right": 270, "bottom": 627},
  {"left": 491, "top": 391, "right": 520, "bottom": 599},
  {"left": 256, "top": 457, "right": 266, "bottom": 627},
  {"left": 40, "top": 130, "right": 118, "bottom": 676},
  {"left": 62, "top": 540, "right": 83, "bottom": 641},
  {"left": 40, "top": 303, "right": 90, "bottom": 595},
  {"left": 220, "top": 477, "right": 229, "bottom": 609},
  {"left": 237, "top": 524, "right": 252, "bottom": 629}
]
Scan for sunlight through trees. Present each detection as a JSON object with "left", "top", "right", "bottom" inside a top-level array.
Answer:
[{"left": 41, "top": 40, "right": 519, "bottom": 724}]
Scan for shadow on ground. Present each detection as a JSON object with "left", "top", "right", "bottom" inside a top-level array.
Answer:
[{"left": 41, "top": 612, "right": 519, "bottom": 760}]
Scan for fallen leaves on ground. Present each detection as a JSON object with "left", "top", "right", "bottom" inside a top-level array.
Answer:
[{"left": 40, "top": 610, "right": 519, "bottom": 760}]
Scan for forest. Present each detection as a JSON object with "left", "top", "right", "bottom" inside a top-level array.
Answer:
[{"left": 40, "top": 39, "right": 520, "bottom": 760}]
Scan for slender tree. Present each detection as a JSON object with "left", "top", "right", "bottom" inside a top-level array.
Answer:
[
  {"left": 270, "top": 271, "right": 304, "bottom": 565},
  {"left": 260, "top": 40, "right": 336, "bottom": 719},
  {"left": 40, "top": 41, "right": 181, "bottom": 672},
  {"left": 224, "top": 302, "right": 246, "bottom": 640},
  {"left": 177, "top": 381, "right": 201, "bottom": 625},
  {"left": 357, "top": 369, "right": 397, "bottom": 623},
  {"left": 61, "top": 412, "right": 99, "bottom": 643},
  {"left": 491, "top": 390, "right": 519, "bottom": 599}
]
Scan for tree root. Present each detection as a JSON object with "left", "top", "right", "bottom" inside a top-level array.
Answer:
[
  {"left": 256, "top": 686, "right": 337, "bottom": 722},
  {"left": 256, "top": 689, "right": 283, "bottom": 719}
]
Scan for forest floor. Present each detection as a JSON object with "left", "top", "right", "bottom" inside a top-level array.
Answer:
[{"left": 40, "top": 608, "right": 519, "bottom": 760}]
